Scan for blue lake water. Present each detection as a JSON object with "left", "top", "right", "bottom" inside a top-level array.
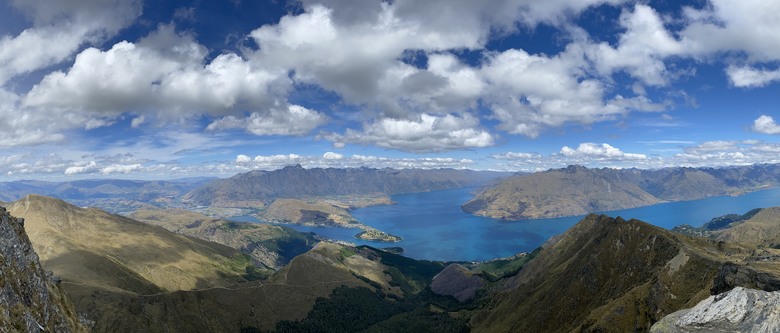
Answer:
[{"left": 239, "top": 187, "right": 780, "bottom": 262}]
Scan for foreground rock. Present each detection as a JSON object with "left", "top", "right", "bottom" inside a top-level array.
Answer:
[
  {"left": 0, "top": 207, "right": 84, "bottom": 332},
  {"left": 651, "top": 287, "right": 780, "bottom": 333}
]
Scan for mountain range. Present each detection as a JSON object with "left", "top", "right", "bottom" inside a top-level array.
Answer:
[
  {"left": 184, "top": 165, "right": 508, "bottom": 207},
  {"left": 464, "top": 164, "right": 780, "bottom": 220},
  {"left": 5, "top": 194, "right": 780, "bottom": 332}
]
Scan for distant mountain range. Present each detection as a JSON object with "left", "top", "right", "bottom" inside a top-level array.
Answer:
[
  {"left": 0, "top": 177, "right": 215, "bottom": 215},
  {"left": 464, "top": 164, "right": 780, "bottom": 220},
  {"left": 184, "top": 165, "right": 508, "bottom": 207}
]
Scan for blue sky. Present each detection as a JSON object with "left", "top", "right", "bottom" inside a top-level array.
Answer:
[{"left": 1, "top": 0, "right": 779, "bottom": 180}]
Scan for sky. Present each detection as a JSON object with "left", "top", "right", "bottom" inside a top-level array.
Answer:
[{"left": 1, "top": 0, "right": 779, "bottom": 180}]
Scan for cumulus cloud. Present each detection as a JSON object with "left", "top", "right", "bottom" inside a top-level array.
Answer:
[
  {"left": 727, "top": 66, "right": 780, "bottom": 88},
  {"left": 0, "top": 0, "right": 141, "bottom": 84},
  {"left": 206, "top": 105, "right": 327, "bottom": 136},
  {"left": 323, "top": 113, "right": 495, "bottom": 152},
  {"left": 101, "top": 163, "right": 142, "bottom": 175},
  {"left": 584, "top": 4, "right": 683, "bottom": 86},
  {"left": 64, "top": 161, "right": 98, "bottom": 175},
  {"left": 753, "top": 115, "right": 780, "bottom": 135},
  {"left": 235, "top": 154, "right": 252, "bottom": 163},
  {"left": 24, "top": 25, "right": 290, "bottom": 120},
  {"left": 560, "top": 143, "right": 647, "bottom": 160},
  {"left": 323, "top": 152, "right": 343, "bottom": 160}
]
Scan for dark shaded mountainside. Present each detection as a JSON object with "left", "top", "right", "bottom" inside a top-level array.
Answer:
[
  {"left": 0, "top": 206, "right": 84, "bottom": 332},
  {"left": 185, "top": 165, "right": 508, "bottom": 206},
  {"left": 470, "top": 214, "right": 780, "bottom": 332},
  {"left": 464, "top": 163, "right": 780, "bottom": 219}
]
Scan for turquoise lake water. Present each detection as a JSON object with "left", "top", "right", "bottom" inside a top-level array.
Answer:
[{"left": 238, "top": 186, "right": 780, "bottom": 262}]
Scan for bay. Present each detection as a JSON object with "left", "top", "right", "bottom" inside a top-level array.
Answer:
[{"left": 238, "top": 186, "right": 780, "bottom": 262}]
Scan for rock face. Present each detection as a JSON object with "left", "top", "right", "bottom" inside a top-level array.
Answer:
[
  {"left": 651, "top": 287, "right": 780, "bottom": 333},
  {"left": 430, "top": 264, "right": 485, "bottom": 302},
  {"left": 0, "top": 206, "right": 83, "bottom": 332}
]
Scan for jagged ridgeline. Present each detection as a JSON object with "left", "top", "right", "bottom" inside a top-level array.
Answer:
[
  {"left": 469, "top": 214, "right": 780, "bottom": 332},
  {"left": 0, "top": 206, "right": 84, "bottom": 332},
  {"left": 184, "top": 165, "right": 507, "bottom": 206},
  {"left": 464, "top": 164, "right": 780, "bottom": 220}
]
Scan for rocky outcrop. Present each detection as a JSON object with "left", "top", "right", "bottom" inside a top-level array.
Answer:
[
  {"left": 0, "top": 206, "right": 83, "bottom": 332},
  {"left": 430, "top": 264, "right": 485, "bottom": 302},
  {"left": 651, "top": 287, "right": 780, "bottom": 332}
]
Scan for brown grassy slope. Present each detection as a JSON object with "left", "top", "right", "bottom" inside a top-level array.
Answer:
[
  {"left": 260, "top": 198, "right": 358, "bottom": 226},
  {"left": 7, "top": 195, "right": 252, "bottom": 293},
  {"left": 469, "top": 214, "right": 777, "bottom": 333},
  {"left": 130, "top": 208, "right": 317, "bottom": 269},
  {"left": 463, "top": 166, "right": 661, "bottom": 219},
  {"left": 63, "top": 242, "right": 403, "bottom": 333},
  {"left": 710, "top": 207, "right": 780, "bottom": 247}
]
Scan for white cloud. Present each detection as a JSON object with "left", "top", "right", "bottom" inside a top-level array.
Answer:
[
  {"left": 753, "top": 115, "right": 780, "bottom": 135},
  {"left": 206, "top": 105, "right": 327, "bottom": 136},
  {"left": 584, "top": 4, "right": 683, "bottom": 86},
  {"left": 0, "top": 0, "right": 141, "bottom": 84},
  {"left": 101, "top": 163, "right": 142, "bottom": 175},
  {"left": 64, "top": 161, "right": 98, "bottom": 175},
  {"left": 23, "top": 25, "right": 292, "bottom": 129},
  {"left": 726, "top": 66, "right": 780, "bottom": 88},
  {"left": 492, "top": 152, "right": 541, "bottom": 160},
  {"left": 323, "top": 152, "right": 343, "bottom": 160},
  {"left": 130, "top": 115, "right": 146, "bottom": 128},
  {"left": 323, "top": 113, "right": 495, "bottom": 152},
  {"left": 235, "top": 154, "right": 252, "bottom": 163},
  {"left": 679, "top": 0, "right": 780, "bottom": 62},
  {"left": 481, "top": 46, "right": 665, "bottom": 137},
  {"left": 560, "top": 143, "right": 647, "bottom": 160}
]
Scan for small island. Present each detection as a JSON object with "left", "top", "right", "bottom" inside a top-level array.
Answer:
[{"left": 355, "top": 228, "right": 402, "bottom": 243}]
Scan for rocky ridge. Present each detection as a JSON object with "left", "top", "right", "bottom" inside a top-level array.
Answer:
[
  {"left": 0, "top": 206, "right": 84, "bottom": 332},
  {"left": 651, "top": 287, "right": 780, "bottom": 332}
]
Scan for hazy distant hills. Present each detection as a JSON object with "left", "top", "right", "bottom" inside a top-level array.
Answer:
[
  {"left": 464, "top": 164, "right": 780, "bottom": 220},
  {"left": 184, "top": 165, "right": 508, "bottom": 207},
  {"left": 0, "top": 178, "right": 212, "bottom": 202}
]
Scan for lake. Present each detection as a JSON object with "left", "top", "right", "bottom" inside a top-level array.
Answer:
[{"left": 240, "top": 187, "right": 780, "bottom": 262}]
